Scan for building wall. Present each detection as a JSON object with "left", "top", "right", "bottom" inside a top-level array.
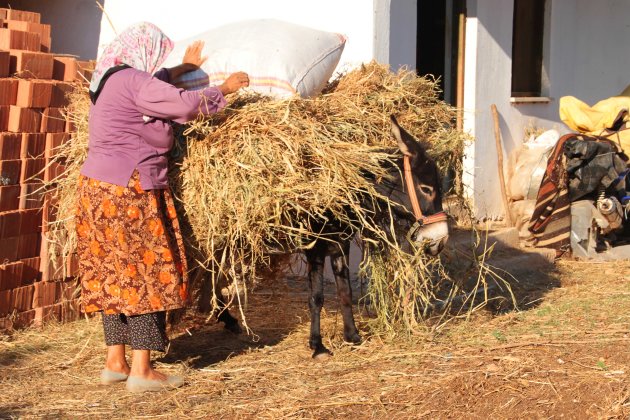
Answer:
[
  {"left": 0, "top": 0, "right": 103, "bottom": 59},
  {"left": 463, "top": 0, "right": 630, "bottom": 219}
]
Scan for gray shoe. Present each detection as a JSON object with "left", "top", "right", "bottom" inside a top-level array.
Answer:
[
  {"left": 125, "top": 375, "right": 185, "bottom": 393},
  {"left": 100, "top": 369, "right": 129, "bottom": 385}
]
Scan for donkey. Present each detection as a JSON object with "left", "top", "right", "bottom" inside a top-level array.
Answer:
[{"left": 206, "top": 116, "right": 449, "bottom": 358}]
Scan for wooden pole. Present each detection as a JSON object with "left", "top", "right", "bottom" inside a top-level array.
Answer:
[
  {"left": 456, "top": 10, "right": 465, "bottom": 130},
  {"left": 491, "top": 104, "right": 513, "bottom": 226}
]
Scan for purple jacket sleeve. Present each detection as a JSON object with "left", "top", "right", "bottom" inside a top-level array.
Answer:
[{"left": 135, "top": 75, "right": 227, "bottom": 124}]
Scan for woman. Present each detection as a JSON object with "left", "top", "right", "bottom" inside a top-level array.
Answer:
[{"left": 76, "top": 22, "right": 248, "bottom": 392}]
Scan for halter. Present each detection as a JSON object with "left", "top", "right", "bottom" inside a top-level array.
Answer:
[{"left": 403, "top": 155, "right": 448, "bottom": 228}]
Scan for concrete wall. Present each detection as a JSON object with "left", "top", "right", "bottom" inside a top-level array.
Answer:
[
  {"left": 463, "top": 0, "right": 630, "bottom": 219},
  {"left": 0, "top": 0, "right": 103, "bottom": 59}
]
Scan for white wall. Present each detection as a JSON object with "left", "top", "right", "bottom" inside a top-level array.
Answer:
[
  {"left": 464, "top": 0, "right": 630, "bottom": 219},
  {"left": 2, "top": 0, "right": 102, "bottom": 59}
]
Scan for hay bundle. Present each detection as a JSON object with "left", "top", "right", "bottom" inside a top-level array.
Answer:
[{"left": 46, "top": 62, "right": 505, "bottom": 334}]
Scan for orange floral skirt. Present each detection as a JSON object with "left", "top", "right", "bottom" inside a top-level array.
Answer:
[{"left": 76, "top": 172, "right": 189, "bottom": 316}]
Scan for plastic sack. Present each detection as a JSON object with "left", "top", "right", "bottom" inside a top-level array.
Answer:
[
  {"left": 162, "top": 19, "right": 346, "bottom": 98},
  {"left": 507, "top": 145, "right": 553, "bottom": 201}
]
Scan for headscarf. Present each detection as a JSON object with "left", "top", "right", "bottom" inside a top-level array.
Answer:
[{"left": 89, "top": 22, "right": 174, "bottom": 100}]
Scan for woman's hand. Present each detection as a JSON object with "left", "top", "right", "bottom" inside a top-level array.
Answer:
[
  {"left": 219, "top": 72, "right": 250, "bottom": 95},
  {"left": 182, "top": 40, "right": 207, "bottom": 68}
]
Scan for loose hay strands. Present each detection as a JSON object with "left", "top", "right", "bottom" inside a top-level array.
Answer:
[{"left": 45, "top": 62, "right": 511, "bottom": 335}]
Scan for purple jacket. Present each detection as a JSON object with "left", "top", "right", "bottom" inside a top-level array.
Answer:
[{"left": 81, "top": 67, "right": 226, "bottom": 190}]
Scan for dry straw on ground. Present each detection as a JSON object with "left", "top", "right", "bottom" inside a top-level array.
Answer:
[{"left": 45, "top": 62, "right": 511, "bottom": 334}]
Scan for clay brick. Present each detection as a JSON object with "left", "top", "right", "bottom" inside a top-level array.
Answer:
[
  {"left": 45, "top": 133, "right": 69, "bottom": 159},
  {"left": 5, "top": 21, "right": 50, "bottom": 47},
  {"left": 44, "top": 157, "right": 64, "bottom": 182},
  {"left": 9, "top": 50, "right": 53, "bottom": 79},
  {"left": 19, "top": 182, "right": 44, "bottom": 210},
  {"left": 50, "top": 82, "right": 73, "bottom": 107},
  {"left": 11, "top": 283, "right": 34, "bottom": 311},
  {"left": 65, "top": 116, "right": 75, "bottom": 133},
  {"left": 16, "top": 79, "right": 52, "bottom": 107},
  {"left": 20, "top": 157, "right": 44, "bottom": 183},
  {"left": 20, "top": 132, "right": 45, "bottom": 159},
  {"left": 13, "top": 308, "right": 35, "bottom": 328},
  {"left": 0, "top": 184, "right": 20, "bottom": 211},
  {"left": 17, "top": 232, "right": 39, "bottom": 260},
  {"left": 0, "top": 28, "right": 40, "bottom": 51},
  {"left": 41, "top": 197, "right": 57, "bottom": 232},
  {"left": 0, "top": 105, "right": 9, "bottom": 131},
  {"left": 20, "top": 256, "right": 40, "bottom": 285},
  {"left": 8, "top": 106, "right": 42, "bottom": 133},
  {"left": 19, "top": 208, "right": 42, "bottom": 234},
  {"left": 0, "top": 133, "right": 21, "bottom": 160},
  {"left": 0, "top": 78, "right": 18, "bottom": 105},
  {"left": 52, "top": 56, "right": 77, "bottom": 82},
  {"left": 32, "top": 280, "right": 58, "bottom": 308},
  {"left": 0, "top": 235, "right": 18, "bottom": 262},
  {"left": 0, "top": 289, "right": 11, "bottom": 315},
  {"left": 0, "top": 210, "right": 20, "bottom": 238},
  {"left": 2, "top": 9, "right": 41, "bottom": 24},
  {"left": 40, "top": 107, "right": 65, "bottom": 133},
  {"left": 0, "top": 261, "right": 24, "bottom": 291},
  {"left": 0, "top": 158, "right": 20, "bottom": 185},
  {"left": 0, "top": 51, "right": 9, "bottom": 77}
]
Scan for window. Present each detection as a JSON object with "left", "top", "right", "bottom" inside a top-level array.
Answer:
[{"left": 511, "top": 0, "right": 546, "bottom": 97}]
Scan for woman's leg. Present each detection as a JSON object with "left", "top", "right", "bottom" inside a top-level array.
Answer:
[
  {"left": 102, "top": 313, "right": 131, "bottom": 374},
  {"left": 127, "top": 311, "right": 170, "bottom": 380}
]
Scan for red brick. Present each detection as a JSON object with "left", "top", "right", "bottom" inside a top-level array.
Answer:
[
  {"left": 50, "top": 82, "right": 73, "bottom": 107},
  {"left": 45, "top": 133, "right": 69, "bottom": 159},
  {"left": 20, "top": 132, "right": 45, "bottom": 159},
  {"left": 0, "top": 105, "right": 9, "bottom": 131},
  {"left": 0, "top": 78, "right": 18, "bottom": 105},
  {"left": 52, "top": 56, "right": 77, "bottom": 82},
  {"left": 17, "top": 232, "right": 39, "bottom": 260},
  {"left": 6, "top": 21, "right": 50, "bottom": 46},
  {"left": 11, "top": 283, "right": 34, "bottom": 311},
  {"left": 13, "top": 308, "right": 35, "bottom": 328},
  {"left": 44, "top": 158, "right": 65, "bottom": 182},
  {"left": 20, "top": 256, "right": 40, "bottom": 285},
  {"left": 66, "top": 254, "right": 79, "bottom": 278},
  {"left": 2, "top": 9, "right": 41, "bottom": 24},
  {"left": 0, "top": 51, "right": 9, "bottom": 77},
  {"left": 40, "top": 107, "right": 65, "bottom": 133},
  {"left": 32, "top": 280, "right": 57, "bottom": 308},
  {"left": 39, "top": 232, "right": 64, "bottom": 282},
  {"left": 19, "top": 208, "right": 41, "bottom": 234},
  {"left": 0, "top": 235, "right": 19, "bottom": 262},
  {"left": 0, "top": 132, "right": 21, "bottom": 160},
  {"left": 41, "top": 196, "right": 56, "bottom": 232},
  {"left": 0, "top": 28, "right": 40, "bottom": 51},
  {"left": 0, "top": 159, "right": 20, "bottom": 185},
  {"left": 8, "top": 106, "right": 42, "bottom": 133},
  {"left": 19, "top": 182, "right": 44, "bottom": 210},
  {"left": 9, "top": 50, "right": 53, "bottom": 79},
  {"left": 20, "top": 157, "right": 44, "bottom": 183},
  {"left": 16, "top": 79, "right": 52, "bottom": 107},
  {"left": 0, "top": 185, "right": 20, "bottom": 211},
  {"left": 0, "top": 210, "right": 20, "bottom": 238},
  {"left": 0, "top": 261, "right": 24, "bottom": 291},
  {"left": 0, "top": 289, "right": 11, "bottom": 315}
]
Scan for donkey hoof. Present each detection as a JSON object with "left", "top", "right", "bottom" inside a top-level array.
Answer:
[
  {"left": 223, "top": 321, "right": 242, "bottom": 335},
  {"left": 344, "top": 332, "right": 362, "bottom": 345},
  {"left": 312, "top": 348, "right": 333, "bottom": 360}
]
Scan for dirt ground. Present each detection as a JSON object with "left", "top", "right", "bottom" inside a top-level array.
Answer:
[{"left": 1, "top": 257, "right": 629, "bottom": 419}]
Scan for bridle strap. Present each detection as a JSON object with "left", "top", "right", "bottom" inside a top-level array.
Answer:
[{"left": 403, "top": 155, "right": 448, "bottom": 227}]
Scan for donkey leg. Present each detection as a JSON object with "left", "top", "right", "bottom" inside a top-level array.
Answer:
[
  {"left": 216, "top": 295, "right": 242, "bottom": 334},
  {"left": 330, "top": 242, "right": 361, "bottom": 344},
  {"left": 305, "top": 247, "right": 332, "bottom": 358}
]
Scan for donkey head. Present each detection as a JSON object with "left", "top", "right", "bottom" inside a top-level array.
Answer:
[{"left": 390, "top": 115, "right": 449, "bottom": 256}]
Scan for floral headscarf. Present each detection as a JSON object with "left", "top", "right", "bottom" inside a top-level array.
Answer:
[{"left": 89, "top": 22, "right": 174, "bottom": 96}]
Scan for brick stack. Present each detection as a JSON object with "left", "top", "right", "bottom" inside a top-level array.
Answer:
[{"left": 0, "top": 7, "right": 95, "bottom": 330}]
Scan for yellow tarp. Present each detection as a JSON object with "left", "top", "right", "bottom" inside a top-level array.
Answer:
[{"left": 559, "top": 95, "right": 630, "bottom": 153}]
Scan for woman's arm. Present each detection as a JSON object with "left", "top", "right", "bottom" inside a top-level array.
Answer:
[{"left": 164, "top": 40, "right": 207, "bottom": 82}]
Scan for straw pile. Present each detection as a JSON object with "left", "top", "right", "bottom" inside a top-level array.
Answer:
[{"left": 46, "top": 62, "right": 508, "bottom": 334}]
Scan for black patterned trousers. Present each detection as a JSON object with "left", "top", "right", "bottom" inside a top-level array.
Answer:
[{"left": 102, "top": 311, "right": 168, "bottom": 352}]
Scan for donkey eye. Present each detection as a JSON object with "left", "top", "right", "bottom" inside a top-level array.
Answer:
[{"left": 419, "top": 186, "right": 434, "bottom": 195}]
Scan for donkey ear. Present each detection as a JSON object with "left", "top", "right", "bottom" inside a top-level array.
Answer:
[{"left": 390, "top": 115, "right": 424, "bottom": 157}]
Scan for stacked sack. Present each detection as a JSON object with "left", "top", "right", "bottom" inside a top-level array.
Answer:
[
  {"left": 507, "top": 130, "right": 559, "bottom": 238},
  {"left": 0, "top": 7, "right": 94, "bottom": 330}
]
